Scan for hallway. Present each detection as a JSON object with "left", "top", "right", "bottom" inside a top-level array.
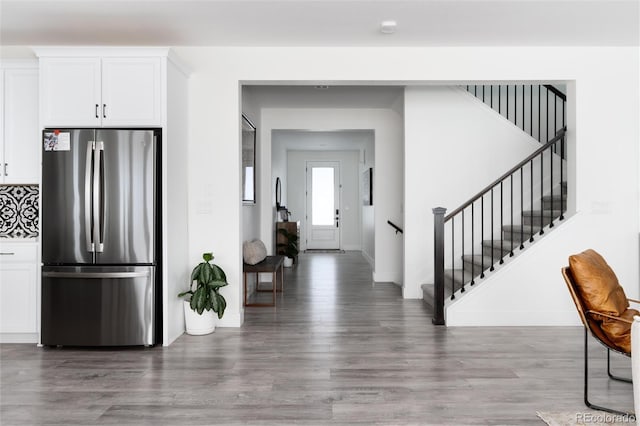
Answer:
[{"left": 0, "top": 252, "right": 633, "bottom": 425}]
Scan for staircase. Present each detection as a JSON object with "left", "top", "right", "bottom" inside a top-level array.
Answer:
[
  {"left": 422, "top": 182, "right": 567, "bottom": 308},
  {"left": 424, "top": 84, "right": 567, "bottom": 324}
]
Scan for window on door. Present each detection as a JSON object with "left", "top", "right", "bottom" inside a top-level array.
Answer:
[{"left": 311, "top": 167, "right": 335, "bottom": 226}]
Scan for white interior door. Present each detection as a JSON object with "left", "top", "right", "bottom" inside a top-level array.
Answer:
[{"left": 306, "top": 161, "right": 340, "bottom": 250}]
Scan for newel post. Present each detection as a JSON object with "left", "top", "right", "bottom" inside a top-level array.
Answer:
[{"left": 432, "top": 207, "right": 447, "bottom": 325}]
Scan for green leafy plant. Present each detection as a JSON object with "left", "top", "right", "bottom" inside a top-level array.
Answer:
[
  {"left": 178, "top": 252, "right": 228, "bottom": 318},
  {"left": 276, "top": 228, "right": 299, "bottom": 259}
]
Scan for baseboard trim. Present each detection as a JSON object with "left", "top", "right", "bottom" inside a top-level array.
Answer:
[
  {"left": 0, "top": 333, "right": 38, "bottom": 344},
  {"left": 362, "top": 250, "right": 374, "bottom": 267}
]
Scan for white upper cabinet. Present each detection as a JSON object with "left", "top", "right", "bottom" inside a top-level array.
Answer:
[
  {"left": 40, "top": 57, "right": 101, "bottom": 127},
  {"left": 1, "top": 63, "right": 40, "bottom": 184},
  {"left": 101, "top": 57, "right": 162, "bottom": 126},
  {"left": 39, "top": 52, "right": 163, "bottom": 128}
]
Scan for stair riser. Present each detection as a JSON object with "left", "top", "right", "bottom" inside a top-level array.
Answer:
[
  {"left": 522, "top": 215, "right": 557, "bottom": 227},
  {"left": 462, "top": 260, "right": 491, "bottom": 275},
  {"left": 481, "top": 244, "right": 513, "bottom": 258},
  {"left": 503, "top": 228, "right": 542, "bottom": 242},
  {"left": 542, "top": 199, "right": 567, "bottom": 210}
]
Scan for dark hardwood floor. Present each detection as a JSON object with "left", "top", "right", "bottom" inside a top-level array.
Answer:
[{"left": 0, "top": 252, "right": 633, "bottom": 425}]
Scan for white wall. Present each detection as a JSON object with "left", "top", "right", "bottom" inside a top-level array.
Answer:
[
  {"left": 174, "top": 46, "right": 638, "bottom": 328},
  {"left": 164, "top": 58, "right": 190, "bottom": 344},
  {"left": 258, "top": 108, "right": 403, "bottom": 285},
  {"left": 287, "top": 149, "right": 360, "bottom": 251}
]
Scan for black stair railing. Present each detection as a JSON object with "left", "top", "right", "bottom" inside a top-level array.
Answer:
[
  {"left": 465, "top": 84, "right": 566, "bottom": 152},
  {"left": 432, "top": 127, "right": 567, "bottom": 325}
]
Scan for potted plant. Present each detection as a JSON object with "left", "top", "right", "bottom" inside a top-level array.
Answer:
[
  {"left": 276, "top": 228, "right": 299, "bottom": 267},
  {"left": 178, "top": 252, "right": 228, "bottom": 335}
]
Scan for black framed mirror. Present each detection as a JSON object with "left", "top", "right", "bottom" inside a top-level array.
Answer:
[
  {"left": 275, "top": 177, "right": 281, "bottom": 209},
  {"left": 242, "top": 114, "right": 256, "bottom": 204}
]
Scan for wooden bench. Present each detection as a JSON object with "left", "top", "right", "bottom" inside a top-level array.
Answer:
[{"left": 243, "top": 255, "right": 285, "bottom": 307}]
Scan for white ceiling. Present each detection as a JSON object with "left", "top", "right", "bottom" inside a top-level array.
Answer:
[{"left": 1, "top": 0, "right": 638, "bottom": 47}]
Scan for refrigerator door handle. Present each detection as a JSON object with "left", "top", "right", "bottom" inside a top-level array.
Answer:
[
  {"left": 94, "top": 141, "right": 105, "bottom": 253},
  {"left": 43, "top": 271, "right": 150, "bottom": 279},
  {"left": 85, "top": 141, "right": 95, "bottom": 252}
]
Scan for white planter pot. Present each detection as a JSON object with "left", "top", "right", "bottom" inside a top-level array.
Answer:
[
  {"left": 632, "top": 315, "right": 640, "bottom": 416},
  {"left": 284, "top": 257, "right": 294, "bottom": 268},
  {"left": 183, "top": 300, "right": 215, "bottom": 335}
]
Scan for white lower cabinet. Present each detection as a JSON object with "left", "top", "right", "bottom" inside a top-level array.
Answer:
[{"left": 0, "top": 242, "right": 38, "bottom": 342}]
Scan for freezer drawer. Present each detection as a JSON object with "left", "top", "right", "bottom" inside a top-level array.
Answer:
[{"left": 41, "top": 266, "right": 154, "bottom": 346}]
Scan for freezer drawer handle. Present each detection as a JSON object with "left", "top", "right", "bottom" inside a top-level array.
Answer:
[
  {"left": 43, "top": 271, "right": 150, "bottom": 279},
  {"left": 0, "top": 252, "right": 15, "bottom": 256}
]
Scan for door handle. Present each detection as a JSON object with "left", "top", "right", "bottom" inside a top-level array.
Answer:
[
  {"left": 95, "top": 104, "right": 99, "bottom": 119},
  {"left": 103, "top": 104, "right": 107, "bottom": 119},
  {"left": 85, "top": 141, "right": 95, "bottom": 252},
  {"left": 93, "top": 141, "right": 104, "bottom": 253},
  {"left": 43, "top": 271, "right": 149, "bottom": 279}
]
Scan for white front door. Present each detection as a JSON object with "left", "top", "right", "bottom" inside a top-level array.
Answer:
[{"left": 306, "top": 161, "right": 340, "bottom": 250}]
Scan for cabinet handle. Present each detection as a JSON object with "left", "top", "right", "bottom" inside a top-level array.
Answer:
[
  {"left": 95, "top": 104, "right": 99, "bottom": 118},
  {"left": 3, "top": 163, "right": 6, "bottom": 176},
  {"left": 0, "top": 252, "right": 15, "bottom": 256},
  {"left": 103, "top": 104, "right": 106, "bottom": 119}
]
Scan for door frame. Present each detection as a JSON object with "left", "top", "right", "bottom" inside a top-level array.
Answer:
[{"left": 304, "top": 160, "right": 342, "bottom": 251}]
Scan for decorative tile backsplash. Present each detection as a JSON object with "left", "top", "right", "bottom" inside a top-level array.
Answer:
[{"left": 0, "top": 185, "right": 39, "bottom": 238}]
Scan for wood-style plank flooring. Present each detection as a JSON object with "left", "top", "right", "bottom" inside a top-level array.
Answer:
[{"left": 1, "top": 252, "right": 633, "bottom": 425}]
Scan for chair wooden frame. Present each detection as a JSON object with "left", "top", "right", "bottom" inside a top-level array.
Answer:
[{"left": 561, "top": 267, "right": 635, "bottom": 416}]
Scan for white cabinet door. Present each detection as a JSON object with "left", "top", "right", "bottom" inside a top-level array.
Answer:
[
  {"left": 101, "top": 57, "right": 162, "bottom": 126},
  {"left": 3, "top": 68, "right": 40, "bottom": 183},
  {"left": 40, "top": 57, "right": 101, "bottom": 127},
  {"left": 0, "top": 244, "right": 38, "bottom": 335}
]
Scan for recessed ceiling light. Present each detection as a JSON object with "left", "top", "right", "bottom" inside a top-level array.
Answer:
[{"left": 380, "top": 20, "right": 397, "bottom": 34}]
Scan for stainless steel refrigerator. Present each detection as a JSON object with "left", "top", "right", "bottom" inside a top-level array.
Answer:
[{"left": 41, "top": 129, "right": 161, "bottom": 346}]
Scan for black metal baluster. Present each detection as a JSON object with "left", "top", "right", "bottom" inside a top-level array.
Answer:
[
  {"left": 554, "top": 93, "right": 558, "bottom": 138},
  {"left": 451, "top": 217, "right": 455, "bottom": 300},
  {"left": 538, "top": 85, "right": 541, "bottom": 143},
  {"left": 482, "top": 85, "right": 485, "bottom": 103},
  {"left": 499, "top": 181, "right": 504, "bottom": 264},
  {"left": 550, "top": 139, "right": 554, "bottom": 228},
  {"left": 510, "top": 174, "right": 514, "bottom": 256},
  {"left": 490, "top": 85, "right": 493, "bottom": 109},
  {"left": 471, "top": 203, "right": 475, "bottom": 285},
  {"left": 480, "top": 195, "right": 485, "bottom": 278},
  {"left": 530, "top": 159, "right": 534, "bottom": 242},
  {"left": 530, "top": 85, "right": 533, "bottom": 137},
  {"left": 461, "top": 210, "right": 466, "bottom": 293},
  {"left": 520, "top": 167, "right": 525, "bottom": 249},
  {"left": 498, "top": 85, "right": 501, "bottom": 114},
  {"left": 490, "top": 188, "right": 495, "bottom": 271},
  {"left": 521, "top": 84, "right": 525, "bottom": 133},
  {"left": 474, "top": 85, "right": 477, "bottom": 97},
  {"left": 540, "top": 151, "right": 544, "bottom": 236},
  {"left": 560, "top": 132, "right": 565, "bottom": 220},
  {"left": 546, "top": 87, "right": 550, "bottom": 143},
  {"left": 506, "top": 85, "right": 510, "bottom": 123}
]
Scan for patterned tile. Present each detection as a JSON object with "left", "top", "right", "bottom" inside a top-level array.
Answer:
[{"left": 0, "top": 185, "right": 39, "bottom": 238}]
